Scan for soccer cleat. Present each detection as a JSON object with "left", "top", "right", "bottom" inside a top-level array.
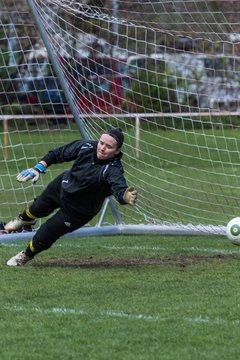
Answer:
[
  {"left": 4, "top": 216, "right": 36, "bottom": 232},
  {"left": 7, "top": 251, "right": 33, "bottom": 266}
]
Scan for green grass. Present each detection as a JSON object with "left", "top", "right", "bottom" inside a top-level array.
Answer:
[
  {"left": 1, "top": 234, "right": 240, "bottom": 359},
  {"left": 2, "top": 123, "right": 240, "bottom": 358}
]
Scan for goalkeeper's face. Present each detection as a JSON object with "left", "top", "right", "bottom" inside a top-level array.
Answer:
[{"left": 97, "top": 134, "right": 120, "bottom": 160}]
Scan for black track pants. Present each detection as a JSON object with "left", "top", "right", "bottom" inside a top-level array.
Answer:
[
  {"left": 27, "top": 174, "right": 92, "bottom": 252},
  {"left": 31, "top": 209, "right": 92, "bottom": 252}
]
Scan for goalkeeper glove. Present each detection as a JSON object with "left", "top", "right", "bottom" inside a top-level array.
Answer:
[
  {"left": 123, "top": 186, "right": 137, "bottom": 205},
  {"left": 17, "top": 163, "right": 46, "bottom": 184}
]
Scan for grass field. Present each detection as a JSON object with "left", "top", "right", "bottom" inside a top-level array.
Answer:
[
  {"left": 1, "top": 233, "right": 240, "bottom": 360},
  {"left": 1, "top": 123, "right": 240, "bottom": 358}
]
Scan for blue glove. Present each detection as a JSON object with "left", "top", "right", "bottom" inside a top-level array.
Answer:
[
  {"left": 34, "top": 163, "right": 46, "bottom": 173},
  {"left": 17, "top": 163, "right": 46, "bottom": 184}
]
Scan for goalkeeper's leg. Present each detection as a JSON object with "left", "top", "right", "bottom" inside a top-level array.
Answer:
[
  {"left": 6, "top": 209, "right": 92, "bottom": 266},
  {"left": 4, "top": 208, "right": 37, "bottom": 232},
  {"left": 5, "top": 174, "right": 63, "bottom": 232}
]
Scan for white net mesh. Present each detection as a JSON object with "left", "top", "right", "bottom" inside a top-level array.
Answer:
[{"left": 1, "top": 0, "right": 240, "bottom": 232}]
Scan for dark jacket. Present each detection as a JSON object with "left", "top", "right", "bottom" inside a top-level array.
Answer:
[{"left": 41, "top": 139, "right": 127, "bottom": 217}]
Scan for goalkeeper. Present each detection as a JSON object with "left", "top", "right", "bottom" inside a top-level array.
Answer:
[{"left": 5, "top": 128, "right": 137, "bottom": 266}]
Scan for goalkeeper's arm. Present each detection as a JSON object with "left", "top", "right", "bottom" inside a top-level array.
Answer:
[{"left": 17, "top": 161, "right": 48, "bottom": 184}]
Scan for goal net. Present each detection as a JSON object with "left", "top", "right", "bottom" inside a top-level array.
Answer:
[{"left": 1, "top": 0, "right": 239, "bottom": 238}]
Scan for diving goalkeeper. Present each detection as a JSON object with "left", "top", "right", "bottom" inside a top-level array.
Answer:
[{"left": 5, "top": 128, "right": 137, "bottom": 266}]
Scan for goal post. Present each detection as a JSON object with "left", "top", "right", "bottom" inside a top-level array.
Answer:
[{"left": 2, "top": 0, "right": 240, "bottom": 241}]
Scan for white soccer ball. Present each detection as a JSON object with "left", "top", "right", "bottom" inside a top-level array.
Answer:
[{"left": 226, "top": 217, "right": 240, "bottom": 245}]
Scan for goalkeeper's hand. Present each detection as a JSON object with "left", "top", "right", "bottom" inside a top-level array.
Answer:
[
  {"left": 123, "top": 186, "right": 137, "bottom": 205},
  {"left": 16, "top": 163, "right": 46, "bottom": 184}
]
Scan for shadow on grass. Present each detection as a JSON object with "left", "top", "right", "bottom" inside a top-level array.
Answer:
[{"left": 31, "top": 254, "right": 240, "bottom": 269}]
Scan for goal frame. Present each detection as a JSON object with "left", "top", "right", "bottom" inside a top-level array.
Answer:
[{"left": 1, "top": 0, "right": 237, "bottom": 242}]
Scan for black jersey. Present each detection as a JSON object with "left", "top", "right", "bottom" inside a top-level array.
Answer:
[{"left": 41, "top": 140, "right": 128, "bottom": 216}]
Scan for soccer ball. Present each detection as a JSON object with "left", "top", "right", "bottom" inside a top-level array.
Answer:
[{"left": 226, "top": 217, "right": 240, "bottom": 245}]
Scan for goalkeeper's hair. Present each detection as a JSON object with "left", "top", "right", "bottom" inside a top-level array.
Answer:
[{"left": 105, "top": 128, "right": 124, "bottom": 148}]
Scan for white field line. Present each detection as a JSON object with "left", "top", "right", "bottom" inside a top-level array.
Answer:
[
  {"left": 1, "top": 304, "right": 240, "bottom": 326},
  {"left": 0, "top": 242, "right": 239, "bottom": 255}
]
